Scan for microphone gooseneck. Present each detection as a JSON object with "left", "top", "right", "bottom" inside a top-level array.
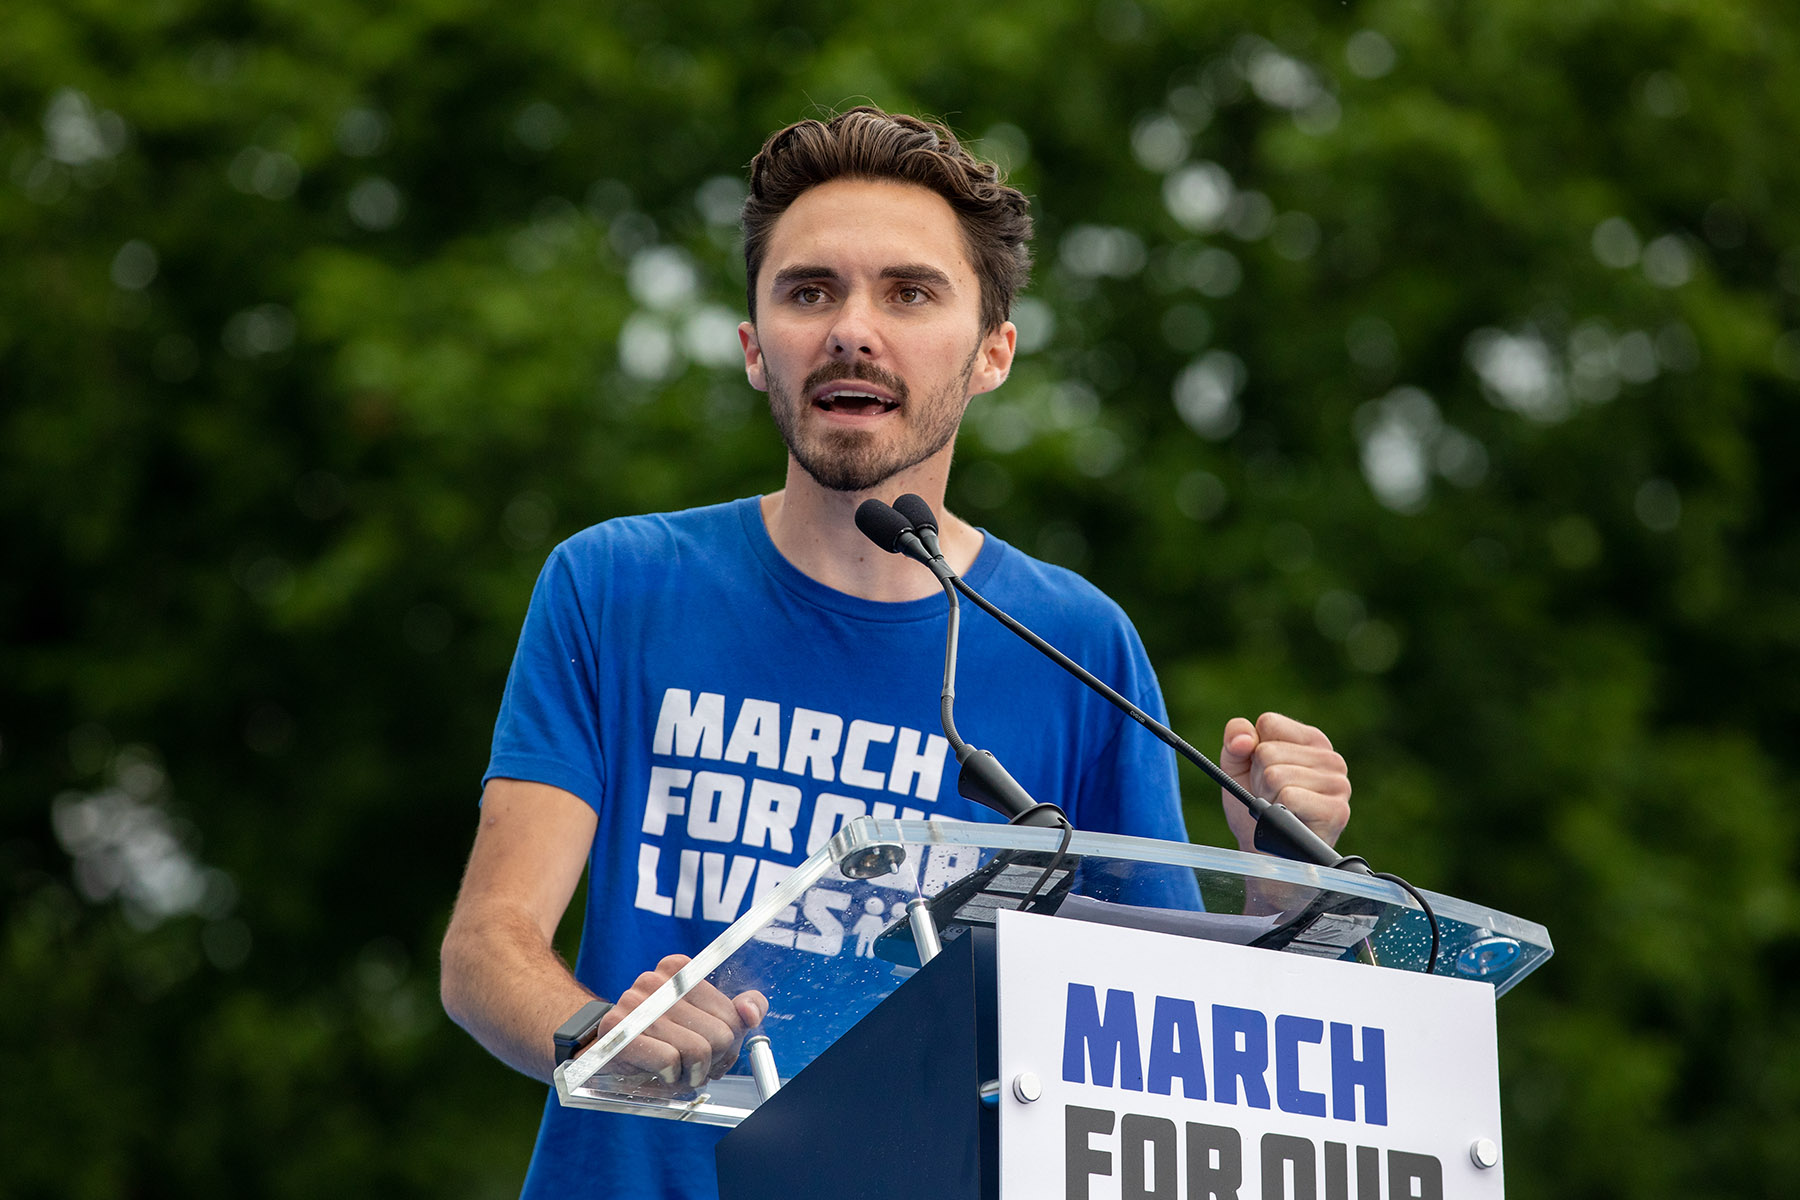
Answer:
[
  {"left": 849, "top": 496, "right": 1440, "bottom": 978},
  {"left": 877, "top": 496, "right": 1368, "bottom": 876},
  {"left": 853, "top": 498, "right": 1068, "bottom": 829},
  {"left": 861, "top": 494, "right": 1439, "bottom": 972}
]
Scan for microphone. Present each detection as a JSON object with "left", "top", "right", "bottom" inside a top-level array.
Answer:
[
  {"left": 880, "top": 494, "right": 1369, "bottom": 877},
  {"left": 853, "top": 499, "right": 923, "bottom": 557},
  {"left": 890, "top": 493, "right": 943, "bottom": 561},
  {"left": 853, "top": 498, "right": 1068, "bottom": 829}
]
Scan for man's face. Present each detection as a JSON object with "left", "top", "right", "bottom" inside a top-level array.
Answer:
[{"left": 739, "top": 179, "right": 1016, "bottom": 494}]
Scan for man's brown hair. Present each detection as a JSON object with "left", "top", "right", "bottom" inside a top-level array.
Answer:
[{"left": 741, "top": 106, "right": 1033, "bottom": 333}]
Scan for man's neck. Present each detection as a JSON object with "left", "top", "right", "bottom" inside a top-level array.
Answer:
[{"left": 760, "top": 457, "right": 984, "bottom": 602}]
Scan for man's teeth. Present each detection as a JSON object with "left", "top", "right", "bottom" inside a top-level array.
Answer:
[{"left": 819, "top": 390, "right": 897, "bottom": 412}]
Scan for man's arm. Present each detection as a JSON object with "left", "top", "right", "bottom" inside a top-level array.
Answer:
[
  {"left": 440, "top": 779, "right": 603, "bottom": 1082},
  {"left": 439, "top": 778, "right": 766, "bottom": 1086}
]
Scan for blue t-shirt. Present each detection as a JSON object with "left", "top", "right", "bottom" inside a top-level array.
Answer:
[{"left": 485, "top": 497, "right": 1189, "bottom": 1200}]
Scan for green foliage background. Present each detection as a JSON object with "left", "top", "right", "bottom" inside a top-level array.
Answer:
[{"left": 4, "top": 0, "right": 1797, "bottom": 1195}]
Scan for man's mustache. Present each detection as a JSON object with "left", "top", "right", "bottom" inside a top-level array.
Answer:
[{"left": 801, "top": 361, "right": 909, "bottom": 403}]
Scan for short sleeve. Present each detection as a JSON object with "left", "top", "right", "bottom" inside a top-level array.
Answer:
[{"left": 483, "top": 545, "right": 608, "bottom": 812}]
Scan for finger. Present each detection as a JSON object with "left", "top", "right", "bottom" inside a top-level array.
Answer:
[
  {"left": 734, "top": 989, "right": 769, "bottom": 1027},
  {"left": 615, "top": 960, "right": 735, "bottom": 1034},
  {"left": 664, "top": 1002, "right": 748, "bottom": 1083},
  {"left": 606, "top": 1028, "right": 686, "bottom": 1085},
  {"left": 662, "top": 979, "right": 759, "bottom": 1079},
  {"left": 1245, "top": 738, "right": 1346, "bottom": 769},
  {"left": 653, "top": 953, "right": 696, "bottom": 979},
  {"left": 617, "top": 959, "right": 687, "bottom": 1010},
  {"left": 1253, "top": 711, "right": 1333, "bottom": 749},
  {"left": 1267, "top": 790, "right": 1351, "bottom": 845},
  {"left": 1247, "top": 745, "right": 1349, "bottom": 797},
  {"left": 605, "top": 964, "right": 734, "bottom": 1087},
  {"left": 1254, "top": 763, "right": 1352, "bottom": 809},
  {"left": 1273, "top": 784, "right": 1351, "bottom": 821},
  {"left": 623, "top": 957, "right": 766, "bottom": 1086},
  {"left": 645, "top": 1011, "right": 723, "bottom": 1088},
  {"left": 673, "top": 977, "right": 746, "bottom": 1031},
  {"left": 1218, "top": 717, "right": 1258, "bottom": 775},
  {"left": 597, "top": 994, "right": 712, "bottom": 1087}
]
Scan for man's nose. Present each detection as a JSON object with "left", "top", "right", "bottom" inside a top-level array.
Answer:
[{"left": 826, "top": 294, "right": 881, "bottom": 359}]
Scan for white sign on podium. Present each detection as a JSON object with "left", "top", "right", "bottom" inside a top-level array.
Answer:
[{"left": 995, "top": 908, "right": 1505, "bottom": 1199}]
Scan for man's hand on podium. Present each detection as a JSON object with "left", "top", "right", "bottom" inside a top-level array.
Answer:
[
  {"left": 1217, "top": 712, "right": 1353, "bottom": 857},
  {"left": 591, "top": 955, "right": 769, "bottom": 1093},
  {"left": 441, "top": 780, "right": 770, "bottom": 1088}
]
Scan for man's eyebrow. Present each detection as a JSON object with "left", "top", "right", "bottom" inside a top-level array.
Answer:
[
  {"left": 769, "top": 265, "right": 842, "bottom": 290},
  {"left": 881, "top": 263, "right": 955, "bottom": 290}
]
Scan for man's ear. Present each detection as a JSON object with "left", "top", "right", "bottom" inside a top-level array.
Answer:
[
  {"left": 968, "top": 320, "right": 1018, "bottom": 397},
  {"left": 739, "top": 321, "right": 768, "bottom": 392}
]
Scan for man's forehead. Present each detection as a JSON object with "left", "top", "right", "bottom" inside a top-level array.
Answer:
[{"left": 758, "top": 178, "right": 975, "bottom": 281}]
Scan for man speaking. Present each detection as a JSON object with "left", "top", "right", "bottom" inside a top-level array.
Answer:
[{"left": 440, "top": 106, "right": 1353, "bottom": 1200}]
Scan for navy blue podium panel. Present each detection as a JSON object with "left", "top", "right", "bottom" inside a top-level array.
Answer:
[{"left": 716, "top": 928, "right": 998, "bottom": 1200}]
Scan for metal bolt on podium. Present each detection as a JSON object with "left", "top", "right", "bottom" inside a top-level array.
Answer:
[
  {"left": 746, "top": 1035, "right": 780, "bottom": 1103},
  {"left": 906, "top": 896, "right": 942, "bottom": 965}
]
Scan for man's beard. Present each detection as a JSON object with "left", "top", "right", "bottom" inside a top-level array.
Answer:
[{"left": 767, "top": 348, "right": 978, "bottom": 493}]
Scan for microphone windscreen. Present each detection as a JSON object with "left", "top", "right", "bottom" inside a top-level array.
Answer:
[
  {"left": 854, "top": 498, "right": 915, "bottom": 553},
  {"left": 891, "top": 493, "right": 939, "bottom": 534}
]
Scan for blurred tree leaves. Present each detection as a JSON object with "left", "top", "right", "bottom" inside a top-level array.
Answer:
[{"left": 3, "top": 0, "right": 1798, "bottom": 1195}]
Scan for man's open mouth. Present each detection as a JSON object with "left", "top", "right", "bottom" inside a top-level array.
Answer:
[{"left": 814, "top": 390, "right": 899, "bottom": 416}]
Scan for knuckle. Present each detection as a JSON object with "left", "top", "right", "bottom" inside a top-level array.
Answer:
[
  {"left": 633, "top": 1039, "right": 677, "bottom": 1076},
  {"left": 666, "top": 1025, "right": 706, "bottom": 1063}
]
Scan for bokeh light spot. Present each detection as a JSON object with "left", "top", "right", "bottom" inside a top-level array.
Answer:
[
  {"left": 1173, "top": 350, "right": 1246, "bottom": 439},
  {"left": 1345, "top": 31, "right": 1397, "bottom": 79},
  {"left": 1131, "top": 113, "right": 1190, "bottom": 172},
  {"left": 1591, "top": 217, "right": 1641, "bottom": 269},
  {"left": 111, "top": 240, "right": 159, "bottom": 290},
  {"left": 335, "top": 107, "right": 391, "bottom": 157},
  {"left": 1467, "top": 328, "right": 1567, "bottom": 422},
  {"left": 347, "top": 177, "right": 404, "bottom": 230},
  {"left": 1641, "top": 235, "right": 1694, "bottom": 288},
  {"left": 1175, "top": 469, "right": 1226, "bottom": 520},
  {"left": 1012, "top": 297, "right": 1056, "bottom": 355},
  {"left": 1164, "top": 162, "right": 1235, "bottom": 233},
  {"left": 628, "top": 245, "right": 699, "bottom": 311}
]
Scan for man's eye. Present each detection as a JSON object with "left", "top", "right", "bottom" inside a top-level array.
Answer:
[
  {"left": 794, "top": 285, "right": 826, "bottom": 304},
  {"left": 896, "top": 286, "right": 926, "bottom": 304}
]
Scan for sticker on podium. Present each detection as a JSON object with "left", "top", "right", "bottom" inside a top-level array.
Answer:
[{"left": 994, "top": 908, "right": 1505, "bottom": 1199}]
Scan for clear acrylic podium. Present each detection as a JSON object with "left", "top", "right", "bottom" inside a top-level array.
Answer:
[{"left": 552, "top": 817, "right": 1551, "bottom": 1196}]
